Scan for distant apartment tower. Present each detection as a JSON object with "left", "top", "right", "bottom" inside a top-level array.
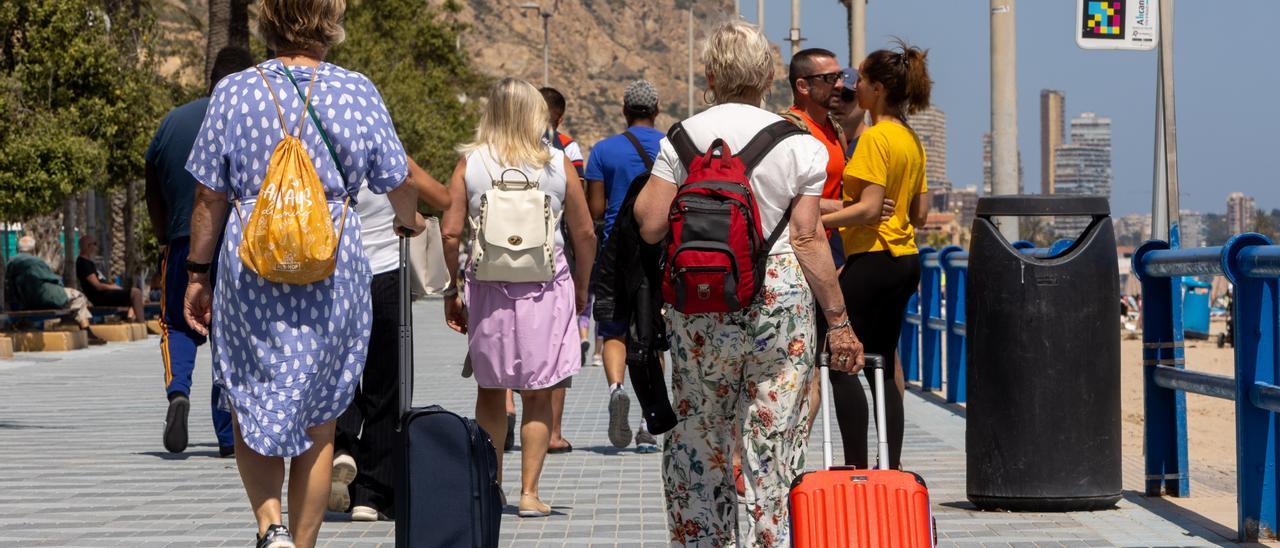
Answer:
[
  {"left": 1053, "top": 112, "right": 1112, "bottom": 239},
  {"left": 982, "top": 132, "right": 1023, "bottom": 195},
  {"left": 1114, "top": 213, "right": 1153, "bottom": 245},
  {"left": 949, "top": 185, "right": 980, "bottom": 228},
  {"left": 1227, "top": 192, "right": 1257, "bottom": 235},
  {"left": 1040, "top": 90, "right": 1065, "bottom": 195},
  {"left": 1179, "top": 210, "right": 1205, "bottom": 248},
  {"left": 908, "top": 106, "right": 950, "bottom": 191}
]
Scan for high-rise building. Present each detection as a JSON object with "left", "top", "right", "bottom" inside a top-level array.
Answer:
[
  {"left": 1053, "top": 113, "right": 1112, "bottom": 239},
  {"left": 1040, "top": 90, "right": 1065, "bottom": 195},
  {"left": 1227, "top": 192, "right": 1257, "bottom": 235},
  {"left": 982, "top": 132, "right": 1023, "bottom": 195},
  {"left": 949, "top": 185, "right": 980, "bottom": 228},
  {"left": 1114, "top": 213, "right": 1153, "bottom": 245},
  {"left": 1070, "top": 111, "right": 1112, "bottom": 149},
  {"left": 1179, "top": 210, "right": 1205, "bottom": 248},
  {"left": 908, "top": 107, "right": 950, "bottom": 191}
]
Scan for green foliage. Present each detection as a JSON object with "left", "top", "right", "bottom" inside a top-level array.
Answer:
[
  {"left": 0, "top": 0, "right": 173, "bottom": 219},
  {"left": 1255, "top": 208, "right": 1280, "bottom": 243},
  {"left": 327, "top": 0, "right": 485, "bottom": 180},
  {"left": 1202, "top": 213, "right": 1229, "bottom": 246}
]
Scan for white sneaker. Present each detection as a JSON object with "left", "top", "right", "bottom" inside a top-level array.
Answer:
[
  {"left": 350, "top": 505, "right": 379, "bottom": 522},
  {"left": 332, "top": 452, "right": 358, "bottom": 485},
  {"left": 328, "top": 452, "right": 358, "bottom": 512},
  {"left": 591, "top": 354, "right": 604, "bottom": 367}
]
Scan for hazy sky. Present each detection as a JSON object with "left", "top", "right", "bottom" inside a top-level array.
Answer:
[{"left": 739, "top": 0, "right": 1279, "bottom": 216}]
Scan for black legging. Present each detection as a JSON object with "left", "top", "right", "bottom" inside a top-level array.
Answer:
[{"left": 829, "top": 251, "right": 920, "bottom": 469}]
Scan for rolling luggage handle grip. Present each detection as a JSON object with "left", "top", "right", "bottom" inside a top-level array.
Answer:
[
  {"left": 818, "top": 351, "right": 887, "bottom": 470},
  {"left": 396, "top": 229, "right": 414, "bottom": 432}
]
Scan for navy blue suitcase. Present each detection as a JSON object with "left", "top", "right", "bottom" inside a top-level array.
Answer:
[{"left": 394, "top": 234, "right": 502, "bottom": 547}]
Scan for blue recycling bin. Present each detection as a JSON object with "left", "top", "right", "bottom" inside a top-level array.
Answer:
[{"left": 1182, "top": 278, "right": 1211, "bottom": 340}]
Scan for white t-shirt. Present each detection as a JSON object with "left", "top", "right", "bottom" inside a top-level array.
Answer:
[
  {"left": 464, "top": 146, "right": 568, "bottom": 249},
  {"left": 650, "top": 103, "right": 828, "bottom": 255},
  {"left": 355, "top": 187, "right": 399, "bottom": 275}
]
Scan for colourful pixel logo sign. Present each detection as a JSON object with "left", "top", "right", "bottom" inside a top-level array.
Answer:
[{"left": 1082, "top": 1, "right": 1125, "bottom": 40}]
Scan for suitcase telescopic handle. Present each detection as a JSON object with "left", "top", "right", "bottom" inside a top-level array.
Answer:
[
  {"left": 396, "top": 229, "right": 414, "bottom": 432},
  {"left": 818, "top": 351, "right": 887, "bottom": 470},
  {"left": 866, "top": 354, "right": 888, "bottom": 471}
]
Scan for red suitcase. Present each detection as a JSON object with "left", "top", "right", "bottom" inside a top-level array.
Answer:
[{"left": 790, "top": 353, "right": 936, "bottom": 547}]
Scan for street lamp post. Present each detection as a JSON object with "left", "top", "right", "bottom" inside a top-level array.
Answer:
[{"left": 519, "top": 2, "right": 557, "bottom": 87}]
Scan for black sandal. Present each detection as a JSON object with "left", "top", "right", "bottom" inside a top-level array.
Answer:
[{"left": 256, "top": 524, "right": 295, "bottom": 548}]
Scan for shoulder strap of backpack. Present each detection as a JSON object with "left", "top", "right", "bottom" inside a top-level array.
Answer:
[
  {"left": 736, "top": 120, "right": 808, "bottom": 175},
  {"left": 666, "top": 122, "right": 699, "bottom": 170},
  {"left": 828, "top": 112, "right": 849, "bottom": 156},
  {"left": 744, "top": 119, "right": 809, "bottom": 255},
  {"left": 777, "top": 109, "right": 809, "bottom": 132},
  {"left": 280, "top": 65, "right": 349, "bottom": 193},
  {"left": 623, "top": 130, "right": 655, "bottom": 172}
]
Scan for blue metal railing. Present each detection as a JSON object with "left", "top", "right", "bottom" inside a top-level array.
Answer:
[
  {"left": 1134, "top": 233, "right": 1280, "bottom": 542},
  {"left": 899, "top": 240, "right": 1055, "bottom": 404}
]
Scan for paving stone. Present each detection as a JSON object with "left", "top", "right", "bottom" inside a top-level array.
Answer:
[{"left": 0, "top": 302, "right": 1237, "bottom": 546}]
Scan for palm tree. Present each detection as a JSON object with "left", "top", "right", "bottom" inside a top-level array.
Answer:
[{"left": 205, "top": 0, "right": 251, "bottom": 87}]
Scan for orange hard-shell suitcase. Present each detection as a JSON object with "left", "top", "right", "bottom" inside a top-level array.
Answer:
[{"left": 789, "top": 354, "right": 936, "bottom": 547}]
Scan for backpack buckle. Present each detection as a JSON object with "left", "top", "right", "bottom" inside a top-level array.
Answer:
[{"left": 697, "top": 284, "right": 711, "bottom": 300}]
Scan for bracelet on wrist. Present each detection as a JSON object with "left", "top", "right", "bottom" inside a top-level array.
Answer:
[
  {"left": 185, "top": 259, "right": 212, "bottom": 274},
  {"left": 823, "top": 304, "right": 846, "bottom": 315},
  {"left": 441, "top": 285, "right": 460, "bottom": 298},
  {"left": 827, "top": 318, "right": 852, "bottom": 333}
]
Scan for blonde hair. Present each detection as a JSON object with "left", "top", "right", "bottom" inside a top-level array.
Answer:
[
  {"left": 257, "top": 0, "right": 347, "bottom": 52},
  {"left": 702, "top": 20, "right": 774, "bottom": 104},
  {"left": 458, "top": 78, "right": 554, "bottom": 167}
]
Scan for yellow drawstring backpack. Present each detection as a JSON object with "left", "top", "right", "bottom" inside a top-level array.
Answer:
[{"left": 236, "top": 65, "right": 350, "bottom": 285}]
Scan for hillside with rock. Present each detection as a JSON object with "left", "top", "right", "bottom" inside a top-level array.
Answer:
[{"left": 442, "top": 0, "right": 790, "bottom": 148}]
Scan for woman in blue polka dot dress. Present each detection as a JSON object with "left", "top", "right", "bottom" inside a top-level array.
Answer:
[{"left": 181, "top": 1, "right": 425, "bottom": 547}]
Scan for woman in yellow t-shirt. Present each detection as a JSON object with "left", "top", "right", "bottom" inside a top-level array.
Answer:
[{"left": 820, "top": 41, "right": 932, "bottom": 471}]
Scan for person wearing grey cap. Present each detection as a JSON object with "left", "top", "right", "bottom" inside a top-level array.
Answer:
[{"left": 583, "top": 79, "right": 664, "bottom": 452}]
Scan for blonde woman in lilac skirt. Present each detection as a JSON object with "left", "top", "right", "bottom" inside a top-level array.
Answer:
[{"left": 439, "top": 78, "right": 597, "bottom": 518}]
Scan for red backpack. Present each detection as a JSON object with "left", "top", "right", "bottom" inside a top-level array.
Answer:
[{"left": 662, "top": 120, "right": 807, "bottom": 314}]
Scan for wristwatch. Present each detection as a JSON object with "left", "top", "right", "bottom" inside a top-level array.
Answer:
[
  {"left": 441, "top": 284, "right": 460, "bottom": 298},
  {"left": 185, "top": 260, "right": 212, "bottom": 274}
]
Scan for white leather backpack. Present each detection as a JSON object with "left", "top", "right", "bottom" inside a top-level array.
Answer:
[{"left": 468, "top": 162, "right": 559, "bottom": 283}]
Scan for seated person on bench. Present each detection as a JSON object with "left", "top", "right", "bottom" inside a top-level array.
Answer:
[
  {"left": 5, "top": 236, "right": 94, "bottom": 332},
  {"left": 75, "top": 235, "right": 144, "bottom": 321}
]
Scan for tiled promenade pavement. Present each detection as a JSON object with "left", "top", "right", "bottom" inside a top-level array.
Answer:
[{"left": 0, "top": 301, "right": 1241, "bottom": 547}]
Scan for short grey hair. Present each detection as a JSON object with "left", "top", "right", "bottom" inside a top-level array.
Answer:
[
  {"left": 17, "top": 236, "right": 35, "bottom": 253},
  {"left": 702, "top": 20, "right": 774, "bottom": 104}
]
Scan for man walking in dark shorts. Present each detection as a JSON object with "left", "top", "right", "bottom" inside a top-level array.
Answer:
[
  {"left": 584, "top": 80, "right": 665, "bottom": 452},
  {"left": 143, "top": 47, "right": 254, "bottom": 456}
]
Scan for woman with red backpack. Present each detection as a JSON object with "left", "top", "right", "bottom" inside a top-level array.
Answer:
[{"left": 633, "top": 20, "right": 863, "bottom": 547}]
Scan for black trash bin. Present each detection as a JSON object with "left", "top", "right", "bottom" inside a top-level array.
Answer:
[{"left": 966, "top": 196, "right": 1121, "bottom": 512}]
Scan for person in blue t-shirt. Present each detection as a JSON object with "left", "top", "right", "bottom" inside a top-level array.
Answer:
[
  {"left": 584, "top": 80, "right": 664, "bottom": 453},
  {"left": 143, "top": 46, "right": 254, "bottom": 458}
]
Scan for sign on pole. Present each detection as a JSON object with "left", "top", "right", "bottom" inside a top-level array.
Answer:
[{"left": 1075, "top": 0, "right": 1159, "bottom": 51}]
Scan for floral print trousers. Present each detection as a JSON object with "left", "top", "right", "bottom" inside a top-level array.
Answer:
[{"left": 663, "top": 254, "right": 816, "bottom": 547}]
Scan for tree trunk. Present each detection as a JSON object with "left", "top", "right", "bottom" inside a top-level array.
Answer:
[
  {"left": 124, "top": 180, "right": 139, "bottom": 289},
  {"left": 206, "top": 0, "right": 251, "bottom": 87},
  {"left": 25, "top": 214, "right": 63, "bottom": 276},
  {"left": 109, "top": 190, "right": 126, "bottom": 279},
  {"left": 62, "top": 198, "right": 77, "bottom": 287}
]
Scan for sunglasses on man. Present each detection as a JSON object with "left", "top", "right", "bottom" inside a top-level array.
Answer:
[{"left": 802, "top": 71, "right": 845, "bottom": 85}]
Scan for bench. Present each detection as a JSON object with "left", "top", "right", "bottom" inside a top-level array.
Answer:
[
  {"left": 0, "top": 310, "right": 87, "bottom": 352},
  {"left": 88, "top": 307, "right": 148, "bottom": 342}
]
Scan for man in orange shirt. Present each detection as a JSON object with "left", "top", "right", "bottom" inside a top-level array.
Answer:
[{"left": 782, "top": 48, "right": 849, "bottom": 237}]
